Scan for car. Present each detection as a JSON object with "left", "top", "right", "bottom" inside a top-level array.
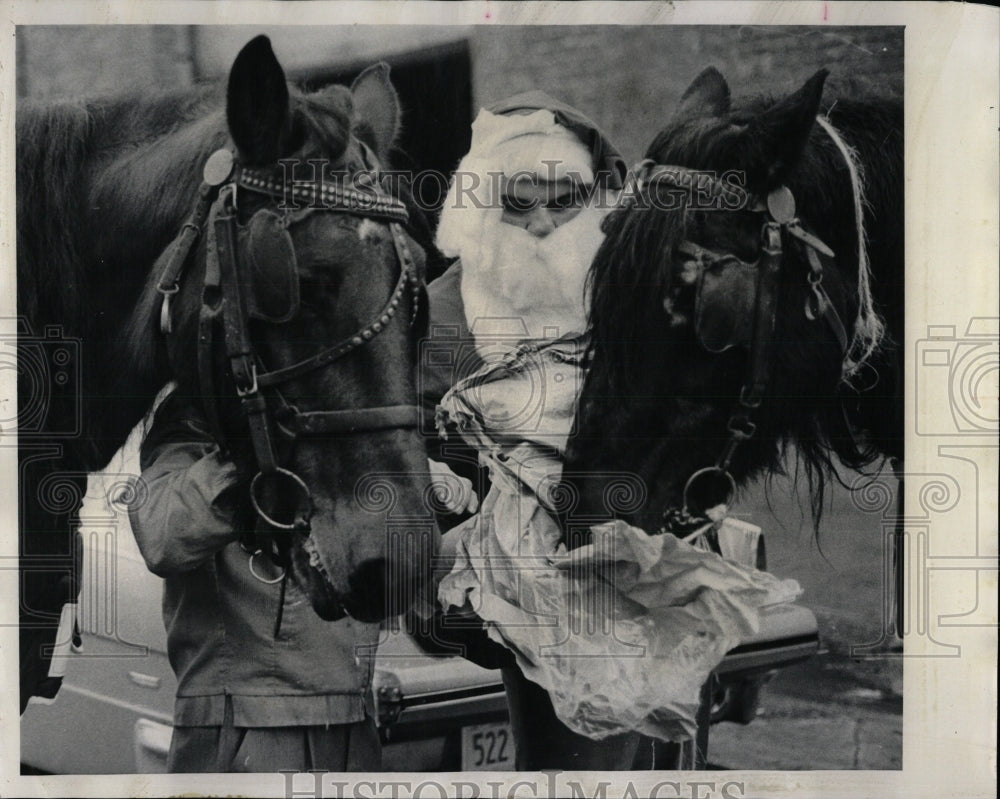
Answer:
[{"left": 20, "top": 476, "right": 819, "bottom": 773}]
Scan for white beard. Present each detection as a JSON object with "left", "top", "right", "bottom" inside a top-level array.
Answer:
[{"left": 459, "top": 203, "right": 607, "bottom": 359}]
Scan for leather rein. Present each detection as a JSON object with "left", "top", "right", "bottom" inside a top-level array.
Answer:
[
  {"left": 628, "top": 162, "right": 852, "bottom": 534},
  {"left": 153, "top": 147, "right": 423, "bottom": 561}
]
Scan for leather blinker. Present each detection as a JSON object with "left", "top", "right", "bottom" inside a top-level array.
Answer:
[
  {"left": 242, "top": 209, "right": 300, "bottom": 323},
  {"left": 694, "top": 255, "right": 758, "bottom": 353}
]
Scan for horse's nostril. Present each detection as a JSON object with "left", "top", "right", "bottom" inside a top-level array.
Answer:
[{"left": 346, "top": 558, "right": 393, "bottom": 623}]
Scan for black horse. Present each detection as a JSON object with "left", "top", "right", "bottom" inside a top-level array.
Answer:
[
  {"left": 567, "top": 67, "right": 902, "bottom": 533},
  {"left": 503, "top": 68, "right": 902, "bottom": 769},
  {"left": 16, "top": 36, "right": 438, "bottom": 711}
]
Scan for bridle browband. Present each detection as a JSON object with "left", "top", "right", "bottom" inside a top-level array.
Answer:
[
  {"left": 153, "top": 146, "right": 423, "bottom": 575},
  {"left": 627, "top": 161, "right": 852, "bottom": 533}
]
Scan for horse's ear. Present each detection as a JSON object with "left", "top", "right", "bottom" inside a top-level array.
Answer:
[
  {"left": 227, "top": 35, "right": 290, "bottom": 165},
  {"left": 351, "top": 63, "right": 400, "bottom": 162},
  {"left": 749, "top": 69, "right": 829, "bottom": 183},
  {"left": 676, "top": 67, "right": 731, "bottom": 118}
]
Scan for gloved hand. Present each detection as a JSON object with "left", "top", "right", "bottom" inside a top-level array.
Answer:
[{"left": 428, "top": 458, "right": 479, "bottom": 515}]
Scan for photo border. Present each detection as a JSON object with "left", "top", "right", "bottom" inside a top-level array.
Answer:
[{"left": 1, "top": 2, "right": 996, "bottom": 797}]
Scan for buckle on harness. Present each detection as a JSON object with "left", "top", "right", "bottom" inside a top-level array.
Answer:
[
  {"left": 235, "top": 363, "right": 259, "bottom": 397},
  {"left": 158, "top": 285, "right": 179, "bottom": 334}
]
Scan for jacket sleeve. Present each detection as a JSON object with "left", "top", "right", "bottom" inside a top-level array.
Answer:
[
  {"left": 421, "top": 261, "right": 479, "bottom": 415},
  {"left": 421, "top": 261, "right": 492, "bottom": 519},
  {"left": 128, "top": 392, "right": 246, "bottom": 577}
]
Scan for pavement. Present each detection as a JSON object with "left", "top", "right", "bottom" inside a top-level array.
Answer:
[
  {"left": 708, "top": 651, "right": 902, "bottom": 770},
  {"left": 706, "top": 459, "right": 904, "bottom": 770}
]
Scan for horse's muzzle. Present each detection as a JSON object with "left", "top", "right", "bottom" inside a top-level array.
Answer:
[
  {"left": 288, "top": 539, "right": 347, "bottom": 621},
  {"left": 343, "top": 557, "right": 419, "bottom": 623}
]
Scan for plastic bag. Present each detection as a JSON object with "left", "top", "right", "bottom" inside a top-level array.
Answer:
[{"left": 436, "top": 337, "right": 801, "bottom": 741}]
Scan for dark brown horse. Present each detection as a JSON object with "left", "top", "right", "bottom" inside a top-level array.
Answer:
[
  {"left": 16, "top": 36, "right": 438, "bottom": 711},
  {"left": 501, "top": 68, "right": 903, "bottom": 769}
]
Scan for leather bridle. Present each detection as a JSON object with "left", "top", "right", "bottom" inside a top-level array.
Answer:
[
  {"left": 627, "top": 161, "right": 851, "bottom": 533},
  {"left": 153, "top": 147, "right": 424, "bottom": 565}
]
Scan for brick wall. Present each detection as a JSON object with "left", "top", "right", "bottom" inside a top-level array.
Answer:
[
  {"left": 470, "top": 26, "right": 903, "bottom": 162},
  {"left": 17, "top": 24, "right": 902, "bottom": 166}
]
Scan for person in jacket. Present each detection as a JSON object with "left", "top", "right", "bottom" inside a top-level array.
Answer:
[
  {"left": 128, "top": 389, "right": 381, "bottom": 772},
  {"left": 129, "top": 388, "right": 474, "bottom": 773}
]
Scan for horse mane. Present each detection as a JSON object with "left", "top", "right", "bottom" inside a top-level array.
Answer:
[
  {"left": 585, "top": 87, "right": 902, "bottom": 525},
  {"left": 17, "top": 83, "right": 359, "bottom": 467},
  {"left": 16, "top": 90, "right": 221, "bottom": 326},
  {"left": 16, "top": 101, "right": 99, "bottom": 333}
]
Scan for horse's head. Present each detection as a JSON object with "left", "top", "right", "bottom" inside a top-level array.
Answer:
[
  {"left": 565, "top": 68, "right": 895, "bottom": 535},
  {"left": 165, "top": 36, "right": 437, "bottom": 621}
]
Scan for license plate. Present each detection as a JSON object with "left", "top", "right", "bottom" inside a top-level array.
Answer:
[{"left": 461, "top": 722, "right": 515, "bottom": 770}]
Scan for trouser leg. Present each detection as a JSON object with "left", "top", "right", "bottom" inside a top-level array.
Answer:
[
  {"left": 167, "top": 699, "right": 380, "bottom": 773},
  {"left": 225, "top": 718, "right": 381, "bottom": 772},
  {"left": 167, "top": 725, "right": 226, "bottom": 773},
  {"left": 501, "top": 666, "right": 640, "bottom": 770}
]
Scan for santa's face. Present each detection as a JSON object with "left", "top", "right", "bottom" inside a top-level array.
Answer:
[
  {"left": 435, "top": 110, "right": 614, "bottom": 353},
  {"left": 500, "top": 173, "right": 589, "bottom": 236}
]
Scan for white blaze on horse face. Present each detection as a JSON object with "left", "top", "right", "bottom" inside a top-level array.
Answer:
[{"left": 357, "top": 218, "right": 385, "bottom": 244}]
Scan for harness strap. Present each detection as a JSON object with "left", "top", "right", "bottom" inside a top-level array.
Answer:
[
  {"left": 214, "top": 193, "right": 256, "bottom": 396},
  {"left": 236, "top": 165, "right": 410, "bottom": 224},
  {"left": 156, "top": 183, "right": 215, "bottom": 334},
  {"left": 213, "top": 188, "right": 282, "bottom": 477},
  {"left": 198, "top": 192, "right": 226, "bottom": 448},
  {"left": 389, "top": 221, "right": 424, "bottom": 328},
  {"left": 805, "top": 247, "right": 850, "bottom": 353},
  {"left": 636, "top": 160, "right": 746, "bottom": 209},
  {"left": 742, "top": 223, "right": 783, "bottom": 408},
  {"left": 287, "top": 405, "right": 420, "bottom": 436},
  {"left": 711, "top": 224, "right": 782, "bottom": 476},
  {"left": 242, "top": 393, "right": 280, "bottom": 474}
]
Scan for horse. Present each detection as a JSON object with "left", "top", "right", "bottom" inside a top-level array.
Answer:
[
  {"left": 499, "top": 68, "right": 902, "bottom": 769},
  {"left": 15, "top": 35, "right": 438, "bottom": 712},
  {"left": 565, "top": 66, "right": 902, "bottom": 534}
]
